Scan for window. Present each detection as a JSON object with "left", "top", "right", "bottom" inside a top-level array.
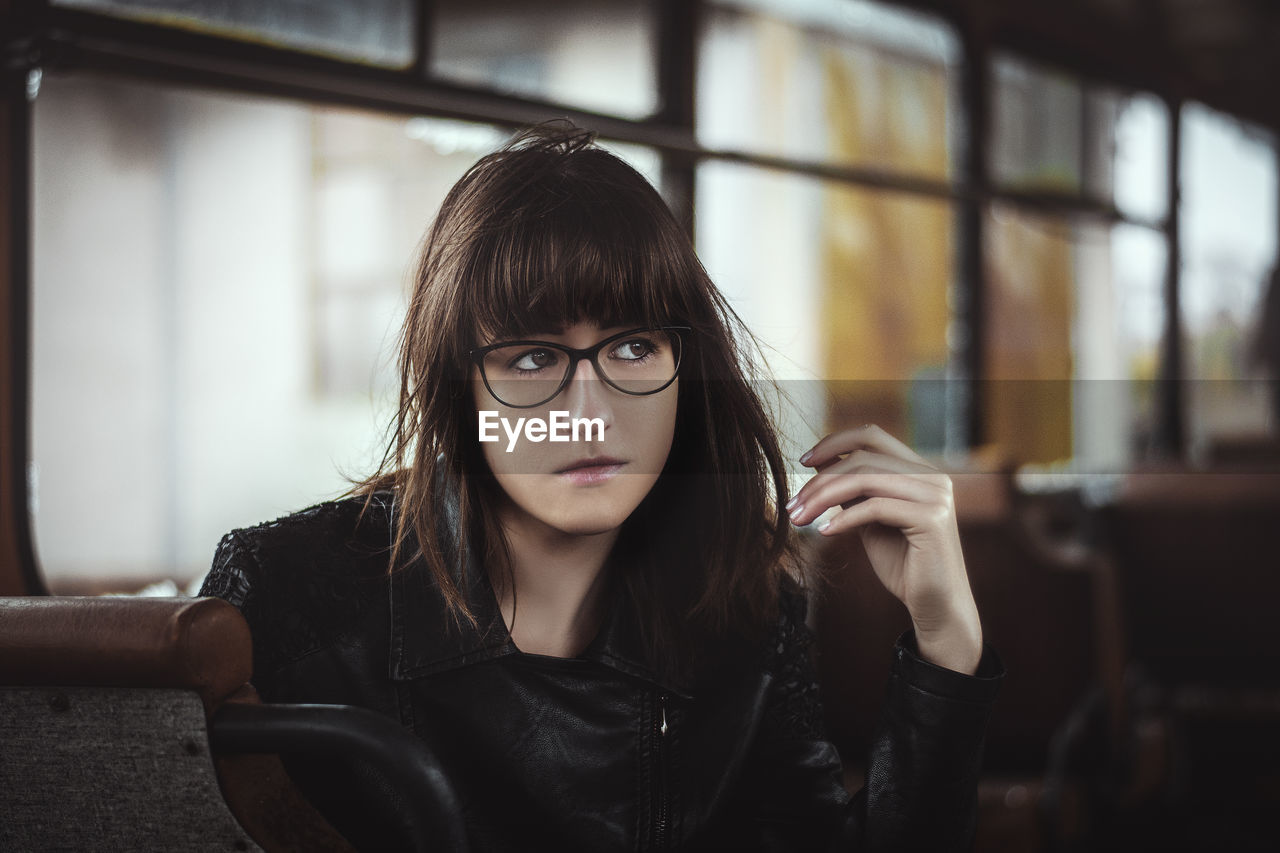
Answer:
[
  {"left": 30, "top": 75, "right": 484, "bottom": 589},
  {"left": 991, "top": 54, "right": 1085, "bottom": 195},
  {"left": 983, "top": 208, "right": 1167, "bottom": 469},
  {"left": 697, "top": 161, "right": 955, "bottom": 460},
  {"left": 53, "top": 0, "right": 418, "bottom": 68},
  {"left": 989, "top": 54, "right": 1174, "bottom": 468},
  {"left": 1179, "top": 103, "right": 1279, "bottom": 456},
  {"left": 694, "top": 0, "right": 960, "bottom": 492},
  {"left": 699, "top": 0, "right": 959, "bottom": 178},
  {"left": 430, "top": 0, "right": 659, "bottom": 119}
]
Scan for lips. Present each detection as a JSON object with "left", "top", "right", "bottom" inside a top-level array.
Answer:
[{"left": 555, "top": 456, "right": 626, "bottom": 474}]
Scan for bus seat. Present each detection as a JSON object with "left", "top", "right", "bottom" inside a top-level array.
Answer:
[
  {"left": 0, "top": 596, "right": 355, "bottom": 852},
  {"left": 1091, "top": 468, "right": 1280, "bottom": 847}
]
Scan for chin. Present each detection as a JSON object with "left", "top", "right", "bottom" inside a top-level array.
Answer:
[
  {"left": 542, "top": 503, "right": 634, "bottom": 537},
  {"left": 551, "top": 517, "right": 629, "bottom": 537}
]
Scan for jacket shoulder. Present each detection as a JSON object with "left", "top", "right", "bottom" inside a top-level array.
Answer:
[
  {"left": 227, "top": 492, "right": 391, "bottom": 566},
  {"left": 200, "top": 493, "right": 396, "bottom": 675}
]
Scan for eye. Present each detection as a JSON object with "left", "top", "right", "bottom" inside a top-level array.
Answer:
[
  {"left": 509, "top": 348, "right": 562, "bottom": 372},
  {"left": 609, "top": 337, "right": 659, "bottom": 361}
]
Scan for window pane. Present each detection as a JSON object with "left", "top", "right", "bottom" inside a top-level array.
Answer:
[
  {"left": 30, "top": 74, "right": 505, "bottom": 590},
  {"left": 53, "top": 0, "right": 416, "bottom": 68},
  {"left": 698, "top": 0, "right": 959, "bottom": 178},
  {"left": 984, "top": 205, "right": 1076, "bottom": 464},
  {"left": 1179, "top": 103, "right": 1279, "bottom": 455},
  {"left": 994, "top": 58, "right": 1171, "bottom": 224},
  {"left": 985, "top": 206, "right": 1167, "bottom": 469},
  {"left": 697, "top": 161, "right": 956, "bottom": 482},
  {"left": 991, "top": 54, "right": 1083, "bottom": 194},
  {"left": 1080, "top": 88, "right": 1170, "bottom": 223},
  {"left": 1082, "top": 223, "right": 1168, "bottom": 468},
  {"left": 1111, "top": 92, "right": 1170, "bottom": 223},
  {"left": 312, "top": 115, "right": 508, "bottom": 397},
  {"left": 430, "top": 0, "right": 658, "bottom": 119}
]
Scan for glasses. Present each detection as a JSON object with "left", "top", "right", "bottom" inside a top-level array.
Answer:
[{"left": 469, "top": 326, "right": 689, "bottom": 409}]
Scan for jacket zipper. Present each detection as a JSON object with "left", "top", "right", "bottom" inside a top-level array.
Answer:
[{"left": 652, "top": 691, "right": 670, "bottom": 850}]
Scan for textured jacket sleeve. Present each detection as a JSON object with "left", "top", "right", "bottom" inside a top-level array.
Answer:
[
  {"left": 199, "top": 529, "right": 280, "bottom": 692},
  {"left": 200, "top": 530, "right": 256, "bottom": 607},
  {"left": 851, "top": 630, "right": 1004, "bottom": 851},
  {"left": 750, "top": 583, "right": 1004, "bottom": 853},
  {"left": 198, "top": 510, "right": 378, "bottom": 693}
]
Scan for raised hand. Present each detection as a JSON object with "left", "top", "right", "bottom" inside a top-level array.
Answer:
[{"left": 786, "top": 424, "right": 983, "bottom": 674}]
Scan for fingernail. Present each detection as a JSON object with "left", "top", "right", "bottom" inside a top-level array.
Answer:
[
  {"left": 817, "top": 520, "right": 831, "bottom": 533},
  {"left": 799, "top": 451, "right": 813, "bottom": 465},
  {"left": 788, "top": 503, "right": 805, "bottom": 521},
  {"left": 785, "top": 496, "right": 798, "bottom": 511}
]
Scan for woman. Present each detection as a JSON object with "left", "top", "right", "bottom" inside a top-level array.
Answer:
[{"left": 200, "top": 121, "right": 1003, "bottom": 852}]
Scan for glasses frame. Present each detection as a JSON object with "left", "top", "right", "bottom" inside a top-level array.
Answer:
[{"left": 468, "top": 325, "right": 690, "bottom": 409}]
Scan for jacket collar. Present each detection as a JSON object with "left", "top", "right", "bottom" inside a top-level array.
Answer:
[{"left": 386, "top": 471, "right": 692, "bottom": 698}]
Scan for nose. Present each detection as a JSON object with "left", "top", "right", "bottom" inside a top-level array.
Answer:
[{"left": 558, "top": 357, "right": 612, "bottom": 427}]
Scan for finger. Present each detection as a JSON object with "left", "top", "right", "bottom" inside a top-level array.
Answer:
[
  {"left": 787, "top": 450, "right": 945, "bottom": 515},
  {"left": 800, "top": 424, "right": 930, "bottom": 469},
  {"left": 788, "top": 471, "right": 946, "bottom": 527},
  {"left": 812, "top": 496, "right": 940, "bottom": 536},
  {"left": 791, "top": 449, "right": 939, "bottom": 502}
]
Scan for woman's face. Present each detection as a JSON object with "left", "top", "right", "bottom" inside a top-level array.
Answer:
[{"left": 471, "top": 321, "right": 679, "bottom": 537}]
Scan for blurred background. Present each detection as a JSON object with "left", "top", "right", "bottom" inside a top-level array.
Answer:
[{"left": 2, "top": 0, "right": 1279, "bottom": 849}]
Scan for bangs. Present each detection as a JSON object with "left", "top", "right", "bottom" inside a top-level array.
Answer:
[{"left": 455, "top": 155, "right": 693, "bottom": 345}]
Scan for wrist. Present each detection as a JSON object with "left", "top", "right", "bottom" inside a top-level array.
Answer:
[{"left": 910, "top": 600, "right": 984, "bottom": 675}]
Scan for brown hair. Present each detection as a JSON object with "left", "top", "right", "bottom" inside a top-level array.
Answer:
[{"left": 355, "top": 120, "right": 801, "bottom": 687}]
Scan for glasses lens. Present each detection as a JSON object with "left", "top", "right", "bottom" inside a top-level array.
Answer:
[
  {"left": 478, "top": 330, "right": 682, "bottom": 407},
  {"left": 481, "top": 344, "right": 570, "bottom": 407},
  {"left": 595, "top": 329, "right": 680, "bottom": 394}
]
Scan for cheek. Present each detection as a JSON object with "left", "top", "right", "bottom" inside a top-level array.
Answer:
[
  {"left": 473, "top": 399, "right": 558, "bottom": 478},
  {"left": 476, "top": 418, "right": 558, "bottom": 476},
  {"left": 613, "top": 388, "right": 678, "bottom": 478}
]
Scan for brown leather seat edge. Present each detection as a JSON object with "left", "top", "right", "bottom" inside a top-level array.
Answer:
[{"left": 0, "top": 596, "right": 252, "bottom": 710}]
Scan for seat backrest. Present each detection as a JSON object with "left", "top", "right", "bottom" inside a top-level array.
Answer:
[
  {"left": 1101, "top": 469, "right": 1280, "bottom": 688},
  {"left": 0, "top": 596, "right": 353, "bottom": 852}
]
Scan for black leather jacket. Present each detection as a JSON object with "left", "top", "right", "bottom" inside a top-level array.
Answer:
[{"left": 200, "top": 486, "right": 1004, "bottom": 852}]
